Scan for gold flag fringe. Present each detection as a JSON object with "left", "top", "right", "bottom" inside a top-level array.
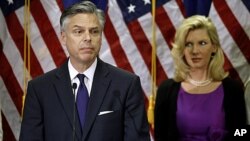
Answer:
[
  {"left": 147, "top": 0, "right": 156, "bottom": 129},
  {"left": 22, "top": 0, "right": 31, "bottom": 117}
]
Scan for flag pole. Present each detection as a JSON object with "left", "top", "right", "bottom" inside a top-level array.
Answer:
[
  {"left": 23, "top": 0, "right": 31, "bottom": 117},
  {"left": 147, "top": 0, "right": 156, "bottom": 128}
]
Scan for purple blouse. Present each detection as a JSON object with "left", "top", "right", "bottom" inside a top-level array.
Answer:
[{"left": 176, "top": 84, "right": 228, "bottom": 141}]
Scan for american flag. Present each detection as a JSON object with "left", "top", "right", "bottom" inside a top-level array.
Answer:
[{"left": 0, "top": 0, "right": 250, "bottom": 140}]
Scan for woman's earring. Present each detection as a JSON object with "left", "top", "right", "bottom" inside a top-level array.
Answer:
[
  {"left": 211, "top": 52, "right": 216, "bottom": 57},
  {"left": 211, "top": 52, "right": 216, "bottom": 59}
]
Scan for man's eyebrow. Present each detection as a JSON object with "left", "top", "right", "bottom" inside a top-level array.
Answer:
[
  {"left": 89, "top": 27, "right": 100, "bottom": 30},
  {"left": 71, "top": 25, "right": 100, "bottom": 30},
  {"left": 72, "top": 25, "right": 83, "bottom": 29}
]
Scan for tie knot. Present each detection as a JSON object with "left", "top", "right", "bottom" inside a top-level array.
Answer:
[{"left": 77, "top": 74, "right": 86, "bottom": 84}]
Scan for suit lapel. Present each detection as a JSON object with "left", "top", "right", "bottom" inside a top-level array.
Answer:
[
  {"left": 53, "top": 61, "right": 82, "bottom": 140},
  {"left": 82, "top": 59, "right": 111, "bottom": 140}
]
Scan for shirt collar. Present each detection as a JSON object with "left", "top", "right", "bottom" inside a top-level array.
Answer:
[{"left": 68, "top": 58, "right": 97, "bottom": 82}]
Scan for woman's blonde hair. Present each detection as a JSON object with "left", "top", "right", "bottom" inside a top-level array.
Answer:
[{"left": 171, "top": 15, "right": 228, "bottom": 82}]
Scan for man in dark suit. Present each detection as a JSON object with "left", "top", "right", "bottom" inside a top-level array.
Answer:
[
  {"left": 19, "top": 1, "right": 150, "bottom": 141},
  {"left": 0, "top": 103, "right": 2, "bottom": 141}
]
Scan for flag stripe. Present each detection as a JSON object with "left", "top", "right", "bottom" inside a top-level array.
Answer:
[
  {"left": 5, "top": 12, "right": 44, "bottom": 77},
  {"left": 156, "top": 6, "right": 176, "bottom": 48},
  {"left": 214, "top": 0, "right": 250, "bottom": 63},
  {"left": 30, "top": 0, "right": 67, "bottom": 67},
  {"left": 1, "top": 114, "right": 15, "bottom": 141},
  {"left": 0, "top": 53, "right": 22, "bottom": 114},
  {"left": 163, "top": 1, "right": 184, "bottom": 29},
  {"left": 0, "top": 10, "right": 26, "bottom": 90},
  {"left": 15, "top": 7, "right": 58, "bottom": 73},
  {"left": 138, "top": 12, "right": 173, "bottom": 78},
  {"left": 0, "top": 77, "right": 21, "bottom": 139},
  {"left": 127, "top": 21, "right": 167, "bottom": 85},
  {"left": 104, "top": 12, "right": 150, "bottom": 118},
  {"left": 176, "top": 0, "right": 186, "bottom": 17},
  {"left": 99, "top": 36, "right": 116, "bottom": 66},
  {"left": 223, "top": 53, "right": 242, "bottom": 85},
  {"left": 127, "top": 21, "right": 152, "bottom": 70},
  {"left": 210, "top": 2, "right": 250, "bottom": 83},
  {"left": 107, "top": 0, "right": 152, "bottom": 95},
  {"left": 1, "top": 0, "right": 250, "bottom": 140},
  {"left": 104, "top": 15, "right": 133, "bottom": 72},
  {"left": 102, "top": 16, "right": 150, "bottom": 109},
  {"left": 225, "top": 0, "right": 250, "bottom": 43},
  {"left": 40, "top": 0, "right": 68, "bottom": 57},
  {"left": 56, "top": 0, "right": 64, "bottom": 12},
  {"left": 208, "top": 4, "right": 243, "bottom": 84},
  {"left": 242, "top": 0, "right": 250, "bottom": 12}
]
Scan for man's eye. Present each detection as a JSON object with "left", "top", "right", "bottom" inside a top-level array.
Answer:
[
  {"left": 90, "top": 29, "right": 100, "bottom": 35},
  {"left": 73, "top": 30, "right": 83, "bottom": 35}
]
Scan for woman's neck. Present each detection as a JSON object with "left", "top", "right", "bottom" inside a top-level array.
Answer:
[{"left": 188, "top": 69, "right": 210, "bottom": 81}]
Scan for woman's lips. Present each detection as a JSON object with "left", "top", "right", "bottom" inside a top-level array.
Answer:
[{"left": 192, "top": 58, "right": 201, "bottom": 62}]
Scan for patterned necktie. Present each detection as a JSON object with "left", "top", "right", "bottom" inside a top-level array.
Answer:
[{"left": 76, "top": 74, "right": 89, "bottom": 130}]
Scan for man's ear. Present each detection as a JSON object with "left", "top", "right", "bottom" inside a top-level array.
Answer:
[{"left": 60, "top": 31, "right": 66, "bottom": 46}]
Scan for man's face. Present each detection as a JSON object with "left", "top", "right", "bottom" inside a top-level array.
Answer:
[{"left": 61, "top": 13, "right": 102, "bottom": 65}]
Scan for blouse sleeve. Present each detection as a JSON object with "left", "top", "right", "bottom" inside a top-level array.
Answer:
[{"left": 245, "top": 80, "right": 250, "bottom": 125}]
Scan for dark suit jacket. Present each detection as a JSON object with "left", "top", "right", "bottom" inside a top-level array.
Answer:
[
  {"left": 154, "top": 77, "right": 247, "bottom": 141},
  {"left": 20, "top": 58, "right": 150, "bottom": 141}
]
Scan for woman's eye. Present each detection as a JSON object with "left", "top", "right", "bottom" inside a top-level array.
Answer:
[
  {"left": 185, "top": 42, "right": 193, "bottom": 47},
  {"left": 200, "top": 41, "right": 207, "bottom": 46}
]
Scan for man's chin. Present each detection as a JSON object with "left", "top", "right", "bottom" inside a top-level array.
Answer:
[{"left": 79, "top": 57, "right": 96, "bottom": 64}]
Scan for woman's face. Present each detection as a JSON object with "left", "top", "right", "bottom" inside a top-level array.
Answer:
[{"left": 183, "top": 28, "right": 216, "bottom": 71}]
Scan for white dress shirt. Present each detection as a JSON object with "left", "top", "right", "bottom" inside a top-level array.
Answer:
[{"left": 68, "top": 58, "right": 97, "bottom": 99}]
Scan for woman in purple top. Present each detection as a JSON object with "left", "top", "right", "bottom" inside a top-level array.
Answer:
[{"left": 154, "top": 15, "right": 247, "bottom": 141}]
